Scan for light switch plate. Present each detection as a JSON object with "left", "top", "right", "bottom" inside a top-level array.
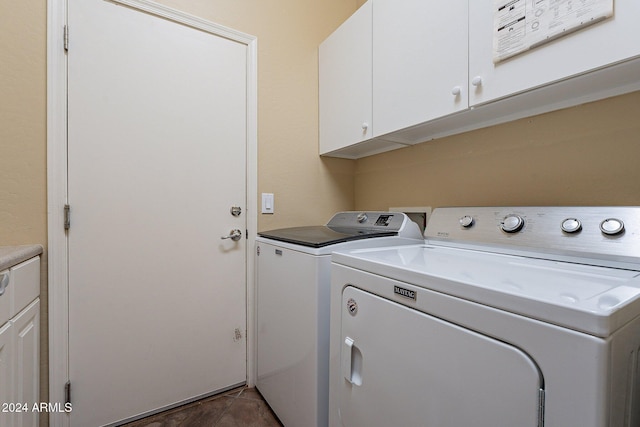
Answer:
[{"left": 262, "top": 193, "right": 274, "bottom": 214}]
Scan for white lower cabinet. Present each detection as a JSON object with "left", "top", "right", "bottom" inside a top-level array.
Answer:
[
  {"left": 11, "top": 300, "right": 40, "bottom": 427},
  {"left": 0, "top": 257, "right": 40, "bottom": 427},
  {"left": 0, "top": 322, "right": 14, "bottom": 427}
]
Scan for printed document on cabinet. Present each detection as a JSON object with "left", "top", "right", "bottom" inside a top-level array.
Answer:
[{"left": 493, "top": 0, "right": 613, "bottom": 63}]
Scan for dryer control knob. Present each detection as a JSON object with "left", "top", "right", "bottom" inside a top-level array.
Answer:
[
  {"left": 600, "top": 218, "right": 625, "bottom": 236},
  {"left": 356, "top": 213, "right": 368, "bottom": 223},
  {"left": 459, "top": 215, "right": 474, "bottom": 228},
  {"left": 561, "top": 218, "right": 582, "bottom": 234},
  {"left": 501, "top": 215, "right": 524, "bottom": 233}
]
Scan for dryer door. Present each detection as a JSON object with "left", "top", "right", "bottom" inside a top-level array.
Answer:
[{"left": 339, "top": 286, "right": 543, "bottom": 427}]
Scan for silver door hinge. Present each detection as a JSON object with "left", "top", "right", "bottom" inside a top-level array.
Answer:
[
  {"left": 64, "top": 204, "right": 71, "bottom": 230},
  {"left": 64, "top": 381, "right": 71, "bottom": 405},
  {"left": 64, "top": 25, "right": 69, "bottom": 51}
]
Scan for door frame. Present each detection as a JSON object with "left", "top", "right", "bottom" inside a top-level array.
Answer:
[{"left": 47, "top": 1, "right": 258, "bottom": 425}]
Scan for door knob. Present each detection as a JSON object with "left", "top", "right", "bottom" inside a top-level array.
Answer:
[{"left": 221, "top": 229, "right": 242, "bottom": 241}]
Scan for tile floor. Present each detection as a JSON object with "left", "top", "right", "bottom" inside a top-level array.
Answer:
[{"left": 121, "top": 386, "right": 283, "bottom": 427}]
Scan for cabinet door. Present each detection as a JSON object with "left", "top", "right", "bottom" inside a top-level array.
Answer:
[
  {"left": 339, "top": 286, "right": 543, "bottom": 427},
  {"left": 0, "top": 322, "right": 14, "bottom": 427},
  {"left": 469, "top": 0, "right": 640, "bottom": 106},
  {"left": 11, "top": 300, "right": 39, "bottom": 427},
  {"left": 10, "top": 257, "right": 40, "bottom": 319},
  {"left": 373, "top": 0, "right": 468, "bottom": 137},
  {"left": 0, "top": 271, "right": 10, "bottom": 327},
  {"left": 319, "top": 1, "right": 372, "bottom": 155}
]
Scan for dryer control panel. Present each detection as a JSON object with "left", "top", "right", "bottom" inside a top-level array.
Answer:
[{"left": 425, "top": 207, "right": 640, "bottom": 270}]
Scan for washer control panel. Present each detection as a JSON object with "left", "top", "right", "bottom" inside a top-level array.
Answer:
[
  {"left": 425, "top": 207, "right": 640, "bottom": 269},
  {"left": 328, "top": 211, "right": 407, "bottom": 231}
]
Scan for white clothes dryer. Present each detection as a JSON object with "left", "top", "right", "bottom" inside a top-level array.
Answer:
[
  {"left": 329, "top": 207, "right": 640, "bottom": 427},
  {"left": 256, "top": 212, "right": 423, "bottom": 427}
]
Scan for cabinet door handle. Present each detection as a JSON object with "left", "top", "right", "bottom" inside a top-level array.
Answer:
[{"left": 471, "top": 76, "right": 483, "bottom": 87}]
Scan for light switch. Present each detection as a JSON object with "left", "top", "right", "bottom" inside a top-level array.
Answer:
[{"left": 262, "top": 193, "right": 274, "bottom": 214}]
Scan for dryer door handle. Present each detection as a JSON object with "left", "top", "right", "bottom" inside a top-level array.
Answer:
[{"left": 342, "top": 337, "right": 362, "bottom": 386}]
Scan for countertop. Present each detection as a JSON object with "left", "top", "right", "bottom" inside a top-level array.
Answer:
[{"left": 0, "top": 245, "right": 43, "bottom": 271}]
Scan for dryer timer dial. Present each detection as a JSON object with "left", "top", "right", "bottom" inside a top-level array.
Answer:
[
  {"left": 561, "top": 218, "right": 582, "bottom": 234},
  {"left": 501, "top": 215, "right": 524, "bottom": 233},
  {"left": 459, "top": 216, "right": 474, "bottom": 228},
  {"left": 600, "top": 218, "right": 624, "bottom": 236}
]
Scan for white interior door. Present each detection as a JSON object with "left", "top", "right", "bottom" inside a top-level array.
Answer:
[
  {"left": 340, "top": 286, "right": 543, "bottom": 427},
  {"left": 67, "top": 1, "right": 248, "bottom": 425}
]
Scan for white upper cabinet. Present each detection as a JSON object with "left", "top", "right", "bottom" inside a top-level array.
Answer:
[
  {"left": 320, "top": 0, "right": 468, "bottom": 157},
  {"left": 319, "top": 0, "right": 640, "bottom": 158},
  {"left": 469, "top": 0, "right": 640, "bottom": 106},
  {"left": 319, "top": 2, "right": 373, "bottom": 155},
  {"left": 373, "top": 0, "right": 468, "bottom": 138}
]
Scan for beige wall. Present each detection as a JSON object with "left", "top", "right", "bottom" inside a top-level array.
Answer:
[
  {"left": 0, "top": 1, "right": 48, "bottom": 421},
  {"left": 355, "top": 90, "right": 640, "bottom": 211},
  {"left": 0, "top": 3, "right": 47, "bottom": 250}
]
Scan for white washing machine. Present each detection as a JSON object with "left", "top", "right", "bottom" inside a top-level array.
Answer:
[
  {"left": 329, "top": 207, "right": 640, "bottom": 427},
  {"left": 256, "top": 212, "right": 423, "bottom": 427}
]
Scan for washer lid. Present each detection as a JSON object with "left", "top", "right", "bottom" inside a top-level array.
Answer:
[
  {"left": 332, "top": 244, "right": 640, "bottom": 337},
  {"left": 258, "top": 226, "right": 396, "bottom": 248}
]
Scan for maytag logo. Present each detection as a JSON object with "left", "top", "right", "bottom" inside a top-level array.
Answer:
[{"left": 394, "top": 285, "right": 416, "bottom": 301}]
